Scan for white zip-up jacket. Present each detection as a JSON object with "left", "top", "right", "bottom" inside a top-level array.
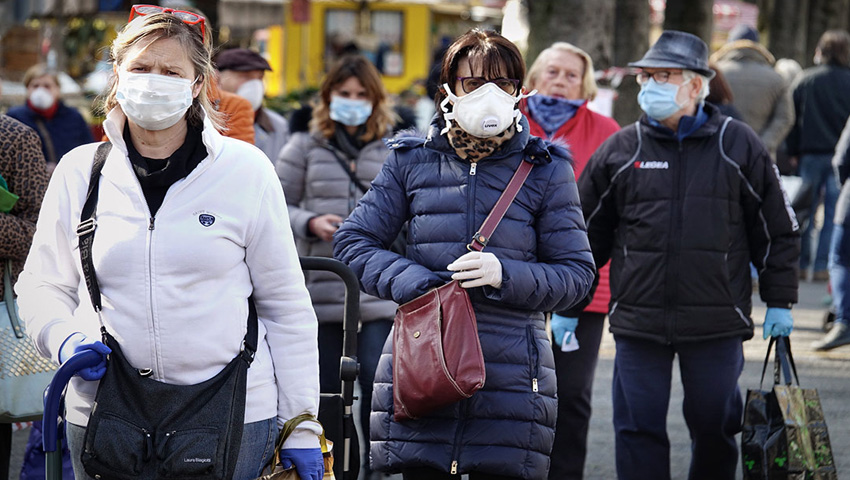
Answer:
[{"left": 16, "top": 108, "right": 321, "bottom": 448}]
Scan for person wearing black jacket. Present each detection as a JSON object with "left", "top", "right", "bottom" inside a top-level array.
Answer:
[
  {"left": 576, "top": 31, "right": 800, "bottom": 480},
  {"left": 787, "top": 30, "right": 850, "bottom": 281}
]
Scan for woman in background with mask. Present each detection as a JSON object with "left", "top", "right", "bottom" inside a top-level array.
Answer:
[
  {"left": 276, "top": 53, "right": 397, "bottom": 480},
  {"left": 334, "top": 29, "right": 595, "bottom": 480},
  {"left": 7, "top": 64, "right": 94, "bottom": 175},
  {"left": 16, "top": 8, "right": 323, "bottom": 480},
  {"left": 520, "top": 42, "right": 619, "bottom": 480}
]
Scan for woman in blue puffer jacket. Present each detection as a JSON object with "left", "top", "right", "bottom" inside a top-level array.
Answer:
[{"left": 333, "top": 29, "right": 595, "bottom": 480}]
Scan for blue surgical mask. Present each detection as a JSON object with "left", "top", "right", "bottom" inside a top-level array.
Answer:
[
  {"left": 329, "top": 96, "right": 373, "bottom": 126},
  {"left": 637, "top": 78, "right": 689, "bottom": 121}
]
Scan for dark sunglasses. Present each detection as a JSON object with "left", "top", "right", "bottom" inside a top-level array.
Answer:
[
  {"left": 128, "top": 4, "right": 206, "bottom": 39},
  {"left": 456, "top": 77, "right": 520, "bottom": 95}
]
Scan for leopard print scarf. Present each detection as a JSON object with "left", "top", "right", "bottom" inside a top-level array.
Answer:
[{"left": 446, "top": 123, "right": 516, "bottom": 162}]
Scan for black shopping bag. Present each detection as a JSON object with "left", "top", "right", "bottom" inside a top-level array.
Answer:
[{"left": 741, "top": 337, "right": 837, "bottom": 479}]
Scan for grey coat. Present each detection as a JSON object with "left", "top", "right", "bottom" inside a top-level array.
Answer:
[
  {"left": 276, "top": 131, "right": 396, "bottom": 323},
  {"left": 714, "top": 41, "right": 794, "bottom": 155}
]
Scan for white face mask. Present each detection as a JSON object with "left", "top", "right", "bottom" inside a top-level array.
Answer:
[
  {"left": 236, "top": 78, "right": 264, "bottom": 111},
  {"left": 440, "top": 82, "right": 535, "bottom": 138},
  {"left": 116, "top": 71, "right": 195, "bottom": 131},
  {"left": 29, "top": 87, "right": 56, "bottom": 110}
]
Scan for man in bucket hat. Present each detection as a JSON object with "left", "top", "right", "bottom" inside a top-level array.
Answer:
[{"left": 574, "top": 30, "right": 800, "bottom": 479}]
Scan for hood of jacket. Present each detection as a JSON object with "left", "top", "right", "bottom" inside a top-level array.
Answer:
[{"left": 711, "top": 40, "right": 775, "bottom": 65}]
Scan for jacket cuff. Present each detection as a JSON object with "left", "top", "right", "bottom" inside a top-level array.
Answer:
[
  {"left": 277, "top": 423, "right": 323, "bottom": 449},
  {"left": 766, "top": 302, "right": 794, "bottom": 309}
]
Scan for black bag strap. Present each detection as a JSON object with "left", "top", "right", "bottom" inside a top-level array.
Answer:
[
  {"left": 76, "top": 142, "right": 258, "bottom": 363},
  {"left": 77, "top": 142, "right": 111, "bottom": 313},
  {"left": 325, "top": 145, "right": 370, "bottom": 194},
  {"left": 759, "top": 336, "right": 800, "bottom": 389},
  {"left": 32, "top": 118, "right": 58, "bottom": 165}
]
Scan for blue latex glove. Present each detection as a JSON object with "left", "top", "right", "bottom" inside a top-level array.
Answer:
[
  {"left": 763, "top": 308, "right": 794, "bottom": 339},
  {"left": 59, "top": 333, "right": 111, "bottom": 381},
  {"left": 551, "top": 314, "right": 578, "bottom": 346},
  {"left": 279, "top": 448, "right": 323, "bottom": 480}
]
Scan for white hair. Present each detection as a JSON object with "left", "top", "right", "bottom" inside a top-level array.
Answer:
[{"left": 682, "top": 70, "right": 710, "bottom": 102}]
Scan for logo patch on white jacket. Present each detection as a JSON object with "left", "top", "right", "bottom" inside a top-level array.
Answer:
[{"left": 198, "top": 214, "right": 215, "bottom": 227}]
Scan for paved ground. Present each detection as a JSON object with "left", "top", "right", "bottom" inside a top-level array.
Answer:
[{"left": 8, "top": 280, "right": 849, "bottom": 480}]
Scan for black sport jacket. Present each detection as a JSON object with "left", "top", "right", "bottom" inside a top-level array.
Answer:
[{"left": 580, "top": 103, "right": 800, "bottom": 344}]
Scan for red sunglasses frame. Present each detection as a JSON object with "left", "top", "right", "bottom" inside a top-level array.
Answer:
[{"left": 128, "top": 4, "right": 206, "bottom": 39}]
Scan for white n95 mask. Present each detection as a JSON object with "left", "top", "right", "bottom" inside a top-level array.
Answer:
[
  {"left": 440, "top": 82, "right": 535, "bottom": 138},
  {"left": 116, "top": 71, "right": 195, "bottom": 131},
  {"left": 236, "top": 78, "right": 265, "bottom": 111}
]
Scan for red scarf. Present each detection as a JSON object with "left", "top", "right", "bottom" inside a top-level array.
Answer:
[{"left": 27, "top": 99, "right": 59, "bottom": 120}]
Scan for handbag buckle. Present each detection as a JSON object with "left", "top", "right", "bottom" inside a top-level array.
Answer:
[
  {"left": 76, "top": 218, "right": 97, "bottom": 236},
  {"left": 467, "top": 232, "right": 488, "bottom": 251}
]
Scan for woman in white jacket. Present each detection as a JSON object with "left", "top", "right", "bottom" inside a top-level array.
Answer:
[{"left": 15, "top": 8, "right": 323, "bottom": 480}]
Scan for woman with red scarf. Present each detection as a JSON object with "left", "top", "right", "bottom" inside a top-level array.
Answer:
[
  {"left": 520, "top": 42, "right": 619, "bottom": 480},
  {"left": 7, "top": 64, "right": 93, "bottom": 175}
]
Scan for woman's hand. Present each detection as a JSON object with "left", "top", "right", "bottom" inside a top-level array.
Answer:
[
  {"left": 308, "top": 214, "right": 344, "bottom": 242},
  {"left": 447, "top": 251, "right": 503, "bottom": 288}
]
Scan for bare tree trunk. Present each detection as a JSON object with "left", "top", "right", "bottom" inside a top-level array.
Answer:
[
  {"left": 612, "top": 0, "right": 650, "bottom": 126},
  {"left": 662, "top": 0, "right": 713, "bottom": 43},
  {"left": 761, "top": 0, "right": 810, "bottom": 64},
  {"left": 526, "top": 0, "right": 616, "bottom": 69},
  {"left": 806, "top": 0, "right": 850, "bottom": 66}
]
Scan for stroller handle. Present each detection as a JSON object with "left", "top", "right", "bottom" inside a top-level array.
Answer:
[{"left": 42, "top": 349, "right": 103, "bottom": 452}]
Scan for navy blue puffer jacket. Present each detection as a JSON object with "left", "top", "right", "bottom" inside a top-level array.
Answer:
[{"left": 333, "top": 117, "right": 595, "bottom": 479}]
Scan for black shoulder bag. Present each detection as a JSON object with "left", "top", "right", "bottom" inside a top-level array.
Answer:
[
  {"left": 77, "top": 142, "right": 258, "bottom": 480},
  {"left": 325, "top": 145, "right": 408, "bottom": 256}
]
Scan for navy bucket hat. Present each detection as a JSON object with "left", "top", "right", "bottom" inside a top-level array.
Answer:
[{"left": 629, "top": 30, "right": 716, "bottom": 79}]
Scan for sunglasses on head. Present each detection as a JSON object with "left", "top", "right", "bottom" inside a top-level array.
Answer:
[{"left": 128, "top": 4, "right": 206, "bottom": 39}]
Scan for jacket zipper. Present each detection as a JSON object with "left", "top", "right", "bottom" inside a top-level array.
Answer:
[
  {"left": 468, "top": 162, "right": 477, "bottom": 242},
  {"left": 449, "top": 398, "right": 468, "bottom": 474},
  {"left": 526, "top": 325, "right": 540, "bottom": 392},
  {"left": 147, "top": 215, "right": 158, "bottom": 375},
  {"left": 664, "top": 142, "right": 685, "bottom": 343}
]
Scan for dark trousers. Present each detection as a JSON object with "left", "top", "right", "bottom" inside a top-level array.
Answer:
[
  {"left": 612, "top": 335, "right": 744, "bottom": 480},
  {"left": 548, "top": 311, "right": 606, "bottom": 480},
  {"left": 318, "top": 319, "right": 392, "bottom": 469},
  {"left": 1, "top": 422, "right": 10, "bottom": 480},
  {"left": 402, "top": 467, "right": 518, "bottom": 480}
]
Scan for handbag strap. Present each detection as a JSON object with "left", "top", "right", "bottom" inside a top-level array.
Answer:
[
  {"left": 467, "top": 160, "right": 534, "bottom": 251},
  {"left": 33, "top": 118, "right": 58, "bottom": 165},
  {"left": 4, "top": 259, "right": 24, "bottom": 338},
  {"left": 759, "top": 336, "right": 800, "bottom": 389},
  {"left": 326, "top": 145, "right": 370, "bottom": 195},
  {"left": 75, "top": 142, "right": 258, "bottom": 362}
]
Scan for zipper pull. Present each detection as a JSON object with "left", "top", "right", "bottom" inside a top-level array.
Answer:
[
  {"left": 451, "top": 461, "right": 458, "bottom": 474},
  {"left": 149, "top": 217, "right": 155, "bottom": 231},
  {"left": 532, "top": 378, "right": 539, "bottom": 392},
  {"left": 469, "top": 162, "right": 477, "bottom": 175}
]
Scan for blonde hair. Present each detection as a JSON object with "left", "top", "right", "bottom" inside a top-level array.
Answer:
[
  {"left": 23, "top": 64, "right": 60, "bottom": 89},
  {"left": 311, "top": 55, "right": 396, "bottom": 142},
  {"left": 99, "top": 12, "right": 222, "bottom": 130},
  {"left": 526, "top": 42, "right": 598, "bottom": 101}
]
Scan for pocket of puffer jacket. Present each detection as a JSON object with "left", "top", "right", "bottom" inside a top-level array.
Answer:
[
  {"left": 83, "top": 412, "right": 151, "bottom": 476},
  {"left": 157, "top": 427, "right": 221, "bottom": 478}
]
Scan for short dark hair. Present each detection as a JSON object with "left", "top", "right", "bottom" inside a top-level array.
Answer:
[
  {"left": 817, "top": 29, "right": 850, "bottom": 67},
  {"left": 435, "top": 29, "right": 525, "bottom": 109}
]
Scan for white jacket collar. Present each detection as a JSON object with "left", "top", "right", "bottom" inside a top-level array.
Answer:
[{"left": 103, "top": 106, "right": 223, "bottom": 162}]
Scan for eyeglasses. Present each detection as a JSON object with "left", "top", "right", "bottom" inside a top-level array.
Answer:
[
  {"left": 128, "top": 4, "right": 206, "bottom": 39},
  {"left": 456, "top": 77, "right": 520, "bottom": 95},
  {"left": 635, "top": 70, "right": 683, "bottom": 85}
]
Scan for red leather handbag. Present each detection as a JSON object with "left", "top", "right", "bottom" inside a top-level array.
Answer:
[{"left": 392, "top": 160, "right": 534, "bottom": 421}]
